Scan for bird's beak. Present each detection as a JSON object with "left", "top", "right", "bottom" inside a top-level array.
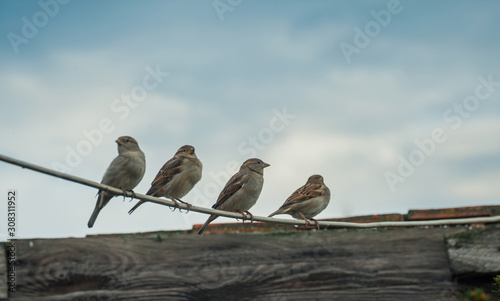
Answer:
[
  {"left": 116, "top": 139, "right": 124, "bottom": 146},
  {"left": 187, "top": 148, "right": 195, "bottom": 155},
  {"left": 262, "top": 162, "right": 270, "bottom": 168}
]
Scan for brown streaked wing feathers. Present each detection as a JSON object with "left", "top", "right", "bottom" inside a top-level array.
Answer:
[
  {"left": 147, "top": 157, "right": 184, "bottom": 195},
  {"left": 212, "top": 173, "right": 246, "bottom": 209},
  {"left": 280, "top": 183, "right": 323, "bottom": 209}
]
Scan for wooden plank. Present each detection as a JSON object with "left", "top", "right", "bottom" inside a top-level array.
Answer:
[
  {"left": 446, "top": 224, "right": 500, "bottom": 276},
  {"left": 0, "top": 243, "right": 7, "bottom": 300},
  {"left": 9, "top": 227, "right": 468, "bottom": 300}
]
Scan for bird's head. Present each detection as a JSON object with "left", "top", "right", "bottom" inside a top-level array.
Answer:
[
  {"left": 307, "top": 174, "right": 325, "bottom": 185},
  {"left": 176, "top": 145, "right": 197, "bottom": 158},
  {"left": 116, "top": 136, "right": 141, "bottom": 153},
  {"left": 241, "top": 158, "right": 270, "bottom": 175}
]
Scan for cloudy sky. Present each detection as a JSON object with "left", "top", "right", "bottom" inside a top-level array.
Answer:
[{"left": 1, "top": 0, "right": 499, "bottom": 239}]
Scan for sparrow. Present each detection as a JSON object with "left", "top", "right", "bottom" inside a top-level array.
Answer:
[
  {"left": 197, "top": 158, "right": 270, "bottom": 235},
  {"left": 128, "top": 145, "right": 202, "bottom": 214},
  {"left": 88, "top": 136, "right": 146, "bottom": 228},
  {"left": 268, "top": 174, "right": 330, "bottom": 229}
]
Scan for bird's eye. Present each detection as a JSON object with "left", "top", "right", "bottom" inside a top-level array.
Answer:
[
  {"left": 257, "top": 161, "right": 261, "bottom": 164},
  {"left": 125, "top": 138, "right": 130, "bottom": 143}
]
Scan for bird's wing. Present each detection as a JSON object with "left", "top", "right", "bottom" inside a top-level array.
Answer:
[
  {"left": 147, "top": 157, "right": 184, "bottom": 195},
  {"left": 212, "top": 172, "right": 246, "bottom": 209},
  {"left": 280, "top": 183, "right": 324, "bottom": 209},
  {"left": 101, "top": 155, "right": 131, "bottom": 186}
]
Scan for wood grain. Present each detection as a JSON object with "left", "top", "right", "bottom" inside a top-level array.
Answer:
[
  {"left": 0, "top": 243, "right": 6, "bottom": 300},
  {"left": 446, "top": 224, "right": 500, "bottom": 276},
  {"left": 6, "top": 226, "right": 498, "bottom": 300}
]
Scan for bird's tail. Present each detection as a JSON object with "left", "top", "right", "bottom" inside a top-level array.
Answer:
[
  {"left": 128, "top": 200, "right": 145, "bottom": 215},
  {"left": 87, "top": 205, "right": 101, "bottom": 228},
  {"left": 197, "top": 214, "right": 218, "bottom": 235},
  {"left": 268, "top": 208, "right": 283, "bottom": 218},
  {"left": 88, "top": 191, "right": 111, "bottom": 228}
]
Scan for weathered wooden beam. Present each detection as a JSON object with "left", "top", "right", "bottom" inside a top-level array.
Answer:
[
  {"left": 0, "top": 243, "right": 7, "bottom": 300},
  {"left": 446, "top": 224, "right": 500, "bottom": 277},
  {"left": 9, "top": 227, "right": 470, "bottom": 300}
]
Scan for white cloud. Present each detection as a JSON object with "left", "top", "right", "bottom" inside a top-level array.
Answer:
[
  {"left": 133, "top": 93, "right": 191, "bottom": 136},
  {"left": 437, "top": 118, "right": 500, "bottom": 159},
  {"left": 1, "top": 1, "right": 499, "bottom": 238},
  {"left": 451, "top": 177, "right": 500, "bottom": 200}
]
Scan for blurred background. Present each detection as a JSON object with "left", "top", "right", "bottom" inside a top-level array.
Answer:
[{"left": 1, "top": 0, "right": 499, "bottom": 238}]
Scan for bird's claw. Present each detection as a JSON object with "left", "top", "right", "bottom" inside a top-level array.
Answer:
[
  {"left": 244, "top": 211, "right": 254, "bottom": 223},
  {"left": 120, "top": 188, "right": 136, "bottom": 201},
  {"left": 169, "top": 197, "right": 180, "bottom": 212},
  {"left": 237, "top": 211, "right": 254, "bottom": 223},
  {"left": 311, "top": 218, "right": 320, "bottom": 230},
  {"left": 120, "top": 188, "right": 128, "bottom": 201},
  {"left": 297, "top": 212, "right": 320, "bottom": 230},
  {"left": 175, "top": 198, "right": 192, "bottom": 213},
  {"left": 129, "top": 190, "right": 137, "bottom": 201},
  {"left": 237, "top": 211, "right": 246, "bottom": 223}
]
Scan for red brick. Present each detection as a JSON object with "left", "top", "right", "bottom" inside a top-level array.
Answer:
[{"left": 407, "top": 206, "right": 492, "bottom": 220}]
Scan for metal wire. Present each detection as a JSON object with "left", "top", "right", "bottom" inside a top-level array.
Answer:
[{"left": 1, "top": 153, "right": 499, "bottom": 229}]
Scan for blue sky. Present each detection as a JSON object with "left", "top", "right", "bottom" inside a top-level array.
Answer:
[{"left": 1, "top": 0, "right": 499, "bottom": 238}]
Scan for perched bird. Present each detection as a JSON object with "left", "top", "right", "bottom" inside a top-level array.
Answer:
[
  {"left": 88, "top": 136, "right": 146, "bottom": 228},
  {"left": 268, "top": 174, "right": 330, "bottom": 229},
  {"left": 128, "top": 145, "right": 202, "bottom": 214},
  {"left": 197, "top": 158, "right": 270, "bottom": 235}
]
